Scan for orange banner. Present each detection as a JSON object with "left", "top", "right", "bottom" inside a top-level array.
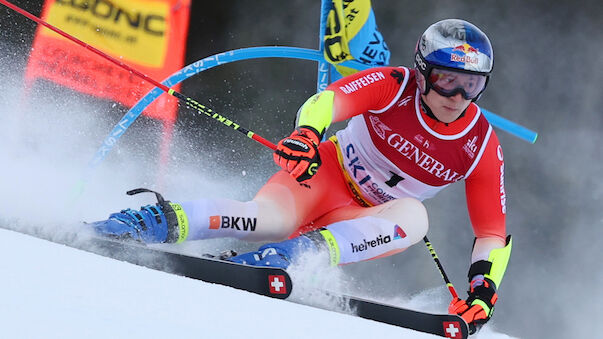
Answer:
[{"left": 25, "top": 0, "right": 191, "bottom": 122}]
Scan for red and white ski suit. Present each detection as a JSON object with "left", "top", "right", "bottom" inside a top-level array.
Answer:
[
  {"left": 184, "top": 66, "right": 507, "bottom": 264},
  {"left": 260, "top": 66, "right": 506, "bottom": 242}
]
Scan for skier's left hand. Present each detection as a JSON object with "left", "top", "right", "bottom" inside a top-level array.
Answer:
[{"left": 449, "top": 277, "right": 498, "bottom": 334}]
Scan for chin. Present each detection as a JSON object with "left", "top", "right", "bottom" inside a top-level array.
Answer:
[
  {"left": 435, "top": 110, "right": 463, "bottom": 123},
  {"left": 438, "top": 117, "right": 457, "bottom": 124}
]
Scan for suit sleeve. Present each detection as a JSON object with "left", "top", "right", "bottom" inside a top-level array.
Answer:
[
  {"left": 296, "top": 67, "right": 406, "bottom": 134},
  {"left": 464, "top": 130, "right": 507, "bottom": 241},
  {"left": 328, "top": 66, "right": 407, "bottom": 122}
]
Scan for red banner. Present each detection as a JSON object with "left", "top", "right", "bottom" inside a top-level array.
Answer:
[{"left": 25, "top": 0, "right": 191, "bottom": 122}]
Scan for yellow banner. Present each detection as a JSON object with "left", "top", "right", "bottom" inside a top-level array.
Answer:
[
  {"left": 42, "top": 0, "right": 169, "bottom": 67},
  {"left": 26, "top": 0, "right": 191, "bottom": 122}
]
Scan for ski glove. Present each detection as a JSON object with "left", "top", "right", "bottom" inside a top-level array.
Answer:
[
  {"left": 449, "top": 276, "right": 498, "bottom": 334},
  {"left": 273, "top": 126, "right": 322, "bottom": 182}
]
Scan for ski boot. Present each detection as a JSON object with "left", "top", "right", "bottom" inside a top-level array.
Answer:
[
  {"left": 228, "top": 233, "right": 321, "bottom": 269},
  {"left": 89, "top": 188, "right": 188, "bottom": 244}
]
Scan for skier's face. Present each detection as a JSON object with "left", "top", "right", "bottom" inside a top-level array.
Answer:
[{"left": 421, "top": 90, "right": 471, "bottom": 124}]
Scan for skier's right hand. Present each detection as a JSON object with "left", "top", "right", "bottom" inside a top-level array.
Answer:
[{"left": 273, "top": 126, "right": 322, "bottom": 182}]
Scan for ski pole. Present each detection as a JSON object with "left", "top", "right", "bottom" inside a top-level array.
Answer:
[
  {"left": 0, "top": 0, "right": 277, "bottom": 151},
  {"left": 423, "top": 236, "right": 460, "bottom": 300}
]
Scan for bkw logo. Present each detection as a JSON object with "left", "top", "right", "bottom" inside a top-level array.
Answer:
[{"left": 209, "top": 216, "right": 257, "bottom": 231}]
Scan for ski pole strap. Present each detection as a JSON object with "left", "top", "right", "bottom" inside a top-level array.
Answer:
[{"left": 468, "top": 235, "right": 512, "bottom": 289}]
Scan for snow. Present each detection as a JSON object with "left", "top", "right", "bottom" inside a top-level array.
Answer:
[{"left": 0, "top": 228, "right": 441, "bottom": 339}]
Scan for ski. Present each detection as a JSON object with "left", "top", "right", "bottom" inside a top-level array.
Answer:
[
  {"left": 4, "top": 226, "right": 467, "bottom": 337},
  {"left": 73, "top": 235, "right": 293, "bottom": 300},
  {"left": 84, "top": 236, "right": 468, "bottom": 338},
  {"left": 340, "top": 295, "right": 469, "bottom": 338}
]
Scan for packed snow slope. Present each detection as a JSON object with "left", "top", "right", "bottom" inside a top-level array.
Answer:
[{"left": 0, "top": 228, "right": 517, "bottom": 339}]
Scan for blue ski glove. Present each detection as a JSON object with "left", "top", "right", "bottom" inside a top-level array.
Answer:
[{"left": 228, "top": 235, "right": 318, "bottom": 269}]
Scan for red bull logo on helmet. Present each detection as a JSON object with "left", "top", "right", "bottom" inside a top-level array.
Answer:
[
  {"left": 453, "top": 43, "right": 479, "bottom": 54},
  {"left": 451, "top": 43, "right": 479, "bottom": 64},
  {"left": 451, "top": 54, "right": 479, "bottom": 64}
]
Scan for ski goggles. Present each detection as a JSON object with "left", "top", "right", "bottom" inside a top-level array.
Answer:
[{"left": 427, "top": 68, "right": 488, "bottom": 100}]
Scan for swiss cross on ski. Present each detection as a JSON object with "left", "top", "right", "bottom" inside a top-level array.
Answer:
[
  {"left": 268, "top": 275, "right": 288, "bottom": 294},
  {"left": 443, "top": 321, "right": 462, "bottom": 338}
]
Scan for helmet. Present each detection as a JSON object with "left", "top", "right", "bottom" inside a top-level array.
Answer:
[{"left": 415, "top": 19, "right": 493, "bottom": 101}]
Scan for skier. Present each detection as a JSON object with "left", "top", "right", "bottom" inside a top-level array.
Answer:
[{"left": 91, "top": 19, "right": 511, "bottom": 333}]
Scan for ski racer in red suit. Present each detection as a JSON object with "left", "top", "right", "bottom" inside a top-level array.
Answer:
[{"left": 91, "top": 19, "right": 512, "bottom": 333}]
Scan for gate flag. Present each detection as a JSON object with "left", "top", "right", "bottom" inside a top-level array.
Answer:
[
  {"left": 322, "top": 0, "right": 390, "bottom": 82},
  {"left": 25, "top": 0, "right": 191, "bottom": 122}
]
